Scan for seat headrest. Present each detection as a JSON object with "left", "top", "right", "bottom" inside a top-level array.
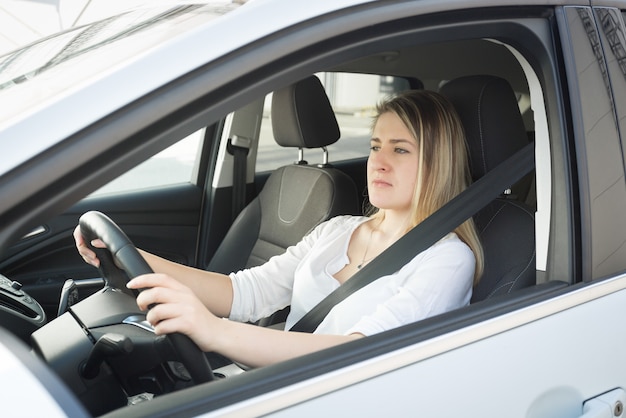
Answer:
[
  {"left": 439, "top": 75, "right": 528, "bottom": 181},
  {"left": 271, "top": 76, "right": 341, "bottom": 149}
]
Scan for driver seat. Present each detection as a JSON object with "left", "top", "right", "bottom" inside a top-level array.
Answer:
[
  {"left": 440, "top": 75, "right": 536, "bottom": 302},
  {"left": 207, "top": 76, "right": 360, "bottom": 274}
]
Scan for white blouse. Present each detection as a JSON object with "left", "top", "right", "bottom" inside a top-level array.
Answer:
[{"left": 229, "top": 215, "right": 475, "bottom": 336}]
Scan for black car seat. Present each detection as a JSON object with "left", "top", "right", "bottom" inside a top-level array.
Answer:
[
  {"left": 440, "top": 75, "right": 536, "bottom": 302},
  {"left": 207, "top": 76, "right": 361, "bottom": 274}
]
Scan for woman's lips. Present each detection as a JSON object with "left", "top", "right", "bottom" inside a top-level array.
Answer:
[{"left": 371, "top": 179, "right": 392, "bottom": 187}]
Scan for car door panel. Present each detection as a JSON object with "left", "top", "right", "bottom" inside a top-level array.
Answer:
[
  {"left": 183, "top": 6, "right": 623, "bottom": 416},
  {"left": 0, "top": 183, "right": 205, "bottom": 319},
  {"left": 259, "top": 7, "right": 626, "bottom": 417},
  {"left": 255, "top": 276, "right": 626, "bottom": 418}
]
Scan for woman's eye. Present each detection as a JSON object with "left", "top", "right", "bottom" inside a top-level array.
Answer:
[
  {"left": 370, "top": 145, "right": 380, "bottom": 151},
  {"left": 394, "top": 147, "right": 409, "bottom": 154}
]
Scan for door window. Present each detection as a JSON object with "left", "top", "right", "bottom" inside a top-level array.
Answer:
[{"left": 89, "top": 130, "right": 203, "bottom": 197}]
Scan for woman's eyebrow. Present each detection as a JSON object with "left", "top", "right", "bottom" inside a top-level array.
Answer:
[
  {"left": 389, "top": 138, "right": 418, "bottom": 149},
  {"left": 370, "top": 137, "right": 417, "bottom": 148},
  {"left": 389, "top": 138, "right": 415, "bottom": 144}
]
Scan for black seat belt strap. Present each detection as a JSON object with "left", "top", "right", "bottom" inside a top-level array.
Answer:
[
  {"left": 289, "top": 142, "right": 535, "bottom": 333},
  {"left": 228, "top": 135, "right": 251, "bottom": 221}
]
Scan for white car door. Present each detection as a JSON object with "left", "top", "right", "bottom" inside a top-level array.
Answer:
[{"left": 199, "top": 4, "right": 626, "bottom": 417}]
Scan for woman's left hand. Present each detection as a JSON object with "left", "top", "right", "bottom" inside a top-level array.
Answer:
[{"left": 127, "top": 273, "right": 220, "bottom": 352}]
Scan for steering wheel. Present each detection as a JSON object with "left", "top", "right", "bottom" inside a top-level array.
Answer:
[{"left": 78, "top": 210, "right": 215, "bottom": 384}]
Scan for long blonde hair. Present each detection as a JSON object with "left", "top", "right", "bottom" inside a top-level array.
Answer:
[{"left": 367, "top": 90, "right": 484, "bottom": 284}]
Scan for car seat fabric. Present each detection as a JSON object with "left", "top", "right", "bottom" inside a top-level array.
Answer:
[
  {"left": 440, "top": 75, "right": 536, "bottom": 302},
  {"left": 207, "top": 76, "right": 360, "bottom": 275}
]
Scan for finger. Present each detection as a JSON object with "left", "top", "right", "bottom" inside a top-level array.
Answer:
[
  {"left": 90, "top": 239, "right": 106, "bottom": 249},
  {"left": 127, "top": 273, "right": 181, "bottom": 291},
  {"left": 127, "top": 274, "right": 158, "bottom": 291},
  {"left": 146, "top": 303, "right": 213, "bottom": 354},
  {"left": 73, "top": 226, "right": 100, "bottom": 267},
  {"left": 141, "top": 291, "right": 217, "bottom": 353},
  {"left": 134, "top": 285, "right": 168, "bottom": 311},
  {"left": 79, "top": 247, "right": 99, "bottom": 267},
  {"left": 146, "top": 303, "right": 194, "bottom": 334},
  {"left": 132, "top": 275, "right": 187, "bottom": 310},
  {"left": 73, "top": 225, "right": 86, "bottom": 246}
]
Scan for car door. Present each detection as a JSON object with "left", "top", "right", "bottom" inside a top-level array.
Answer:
[
  {"left": 207, "top": 4, "right": 626, "bottom": 417},
  {"left": 117, "top": 2, "right": 626, "bottom": 416}
]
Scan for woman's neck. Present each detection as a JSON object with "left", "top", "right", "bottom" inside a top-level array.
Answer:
[{"left": 372, "top": 210, "right": 411, "bottom": 242}]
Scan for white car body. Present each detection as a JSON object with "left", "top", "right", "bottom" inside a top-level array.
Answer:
[{"left": 0, "top": 1, "right": 625, "bottom": 417}]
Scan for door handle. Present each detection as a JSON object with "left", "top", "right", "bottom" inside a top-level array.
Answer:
[
  {"left": 21, "top": 225, "right": 47, "bottom": 240},
  {"left": 581, "top": 388, "right": 625, "bottom": 418}
]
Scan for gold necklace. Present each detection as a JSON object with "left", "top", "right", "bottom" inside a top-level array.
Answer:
[
  {"left": 357, "top": 226, "right": 376, "bottom": 269},
  {"left": 356, "top": 217, "right": 407, "bottom": 269}
]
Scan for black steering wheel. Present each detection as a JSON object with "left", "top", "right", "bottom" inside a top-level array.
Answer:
[{"left": 79, "top": 210, "right": 214, "bottom": 384}]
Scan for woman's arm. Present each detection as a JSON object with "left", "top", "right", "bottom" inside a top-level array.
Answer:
[
  {"left": 138, "top": 250, "right": 233, "bottom": 318},
  {"left": 127, "top": 273, "right": 363, "bottom": 368},
  {"left": 207, "top": 319, "right": 363, "bottom": 368}
]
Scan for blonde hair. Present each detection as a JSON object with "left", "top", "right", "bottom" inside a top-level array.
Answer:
[{"left": 368, "top": 90, "right": 484, "bottom": 284}]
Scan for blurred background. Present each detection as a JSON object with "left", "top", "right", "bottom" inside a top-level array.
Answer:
[{"left": 0, "top": 0, "right": 183, "bottom": 55}]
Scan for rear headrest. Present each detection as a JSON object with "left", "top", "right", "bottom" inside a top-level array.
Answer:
[
  {"left": 271, "top": 76, "right": 340, "bottom": 149},
  {"left": 439, "top": 75, "right": 528, "bottom": 182}
]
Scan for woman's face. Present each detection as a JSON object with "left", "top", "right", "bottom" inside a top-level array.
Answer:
[{"left": 367, "top": 111, "right": 419, "bottom": 215}]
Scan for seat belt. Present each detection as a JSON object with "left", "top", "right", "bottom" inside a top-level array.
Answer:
[
  {"left": 227, "top": 135, "right": 252, "bottom": 221},
  {"left": 289, "top": 142, "right": 535, "bottom": 333}
]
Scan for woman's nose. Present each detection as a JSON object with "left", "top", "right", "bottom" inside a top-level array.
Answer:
[{"left": 369, "top": 149, "right": 390, "bottom": 171}]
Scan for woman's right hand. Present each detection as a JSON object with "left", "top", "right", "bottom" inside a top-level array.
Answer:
[{"left": 73, "top": 225, "right": 106, "bottom": 268}]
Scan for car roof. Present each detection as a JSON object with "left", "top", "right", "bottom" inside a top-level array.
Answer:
[
  {"left": 0, "top": 0, "right": 374, "bottom": 177},
  {"left": 0, "top": 0, "right": 591, "bottom": 179}
]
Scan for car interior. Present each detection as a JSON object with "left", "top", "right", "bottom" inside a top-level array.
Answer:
[
  {"left": 206, "top": 75, "right": 361, "bottom": 276},
  {"left": 0, "top": 9, "right": 574, "bottom": 415}
]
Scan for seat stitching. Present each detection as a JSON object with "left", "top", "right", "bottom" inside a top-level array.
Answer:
[
  {"left": 505, "top": 248, "right": 536, "bottom": 294},
  {"left": 486, "top": 281, "right": 514, "bottom": 297},
  {"left": 486, "top": 248, "right": 536, "bottom": 298},
  {"left": 479, "top": 204, "right": 506, "bottom": 232},
  {"left": 480, "top": 200, "right": 534, "bottom": 233},
  {"left": 508, "top": 200, "right": 535, "bottom": 217}
]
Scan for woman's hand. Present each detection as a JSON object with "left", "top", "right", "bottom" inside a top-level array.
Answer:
[
  {"left": 73, "top": 225, "right": 106, "bottom": 268},
  {"left": 128, "top": 273, "right": 361, "bottom": 368},
  {"left": 127, "top": 274, "right": 220, "bottom": 353}
]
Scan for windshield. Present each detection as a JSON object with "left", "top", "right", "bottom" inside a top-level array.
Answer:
[{"left": 0, "top": 3, "right": 238, "bottom": 123}]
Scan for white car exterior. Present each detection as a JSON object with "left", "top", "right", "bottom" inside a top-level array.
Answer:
[{"left": 0, "top": 1, "right": 625, "bottom": 417}]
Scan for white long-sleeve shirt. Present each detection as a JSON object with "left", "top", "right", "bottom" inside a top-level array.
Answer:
[{"left": 229, "top": 215, "right": 475, "bottom": 335}]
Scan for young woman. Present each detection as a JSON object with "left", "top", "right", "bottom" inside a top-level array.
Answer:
[{"left": 74, "top": 90, "right": 483, "bottom": 368}]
